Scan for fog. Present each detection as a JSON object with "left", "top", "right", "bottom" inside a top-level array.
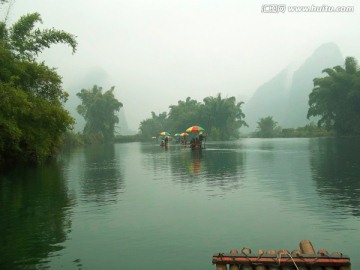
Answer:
[{"left": 3, "top": 0, "right": 360, "bottom": 131}]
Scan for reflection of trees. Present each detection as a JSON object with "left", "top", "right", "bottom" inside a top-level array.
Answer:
[
  {"left": 81, "top": 144, "right": 124, "bottom": 204},
  {"left": 0, "top": 165, "right": 74, "bottom": 269},
  {"left": 140, "top": 143, "right": 173, "bottom": 175},
  {"left": 202, "top": 147, "right": 245, "bottom": 190},
  {"left": 169, "top": 142, "right": 245, "bottom": 189},
  {"left": 168, "top": 148, "right": 206, "bottom": 179},
  {"left": 310, "top": 137, "right": 360, "bottom": 216},
  {"left": 140, "top": 141, "right": 245, "bottom": 189}
]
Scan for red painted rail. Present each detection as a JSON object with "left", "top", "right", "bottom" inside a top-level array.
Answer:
[{"left": 212, "top": 240, "right": 351, "bottom": 270}]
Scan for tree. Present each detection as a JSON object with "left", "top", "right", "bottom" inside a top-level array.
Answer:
[
  {"left": 256, "top": 116, "right": 278, "bottom": 138},
  {"left": 139, "top": 111, "right": 168, "bottom": 140},
  {"left": 307, "top": 57, "right": 360, "bottom": 135},
  {"left": 0, "top": 12, "right": 77, "bottom": 166},
  {"left": 76, "top": 85, "right": 123, "bottom": 142},
  {"left": 138, "top": 94, "right": 248, "bottom": 141},
  {"left": 202, "top": 93, "right": 247, "bottom": 140},
  {"left": 6, "top": 12, "right": 77, "bottom": 61},
  {"left": 167, "top": 97, "right": 202, "bottom": 132}
]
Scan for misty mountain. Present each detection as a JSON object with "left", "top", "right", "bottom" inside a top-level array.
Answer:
[
  {"left": 116, "top": 110, "right": 136, "bottom": 135},
  {"left": 242, "top": 43, "right": 343, "bottom": 132}
]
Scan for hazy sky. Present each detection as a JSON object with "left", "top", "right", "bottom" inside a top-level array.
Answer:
[{"left": 2, "top": 0, "right": 360, "bottom": 131}]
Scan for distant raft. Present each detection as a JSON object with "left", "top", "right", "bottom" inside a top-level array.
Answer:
[{"left": 212, "top": 240, "right": 351, "bottom": 270}]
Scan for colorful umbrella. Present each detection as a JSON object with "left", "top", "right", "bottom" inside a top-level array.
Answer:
[
  {"left": 185, "top": 126, "right": 205, "bottom": 133},
  {"left": 174, "top": 133, "right": 181, "bottom": 137},
  {"left": 180, "top": 132, "right": 189, "bottom": 137},
  {"left": 159, "top": 131, "right": 170, "bottom": 136}
]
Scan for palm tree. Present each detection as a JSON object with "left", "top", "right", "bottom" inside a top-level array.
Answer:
[
  {"left": 203, "top": 93, "right": 247, "bottom": 140},
  {"left": 167, "top": 97, "right": 202, "bottom": 131},
  {"left": 307, "top": 57, "right": 360, "bottom": 135}
]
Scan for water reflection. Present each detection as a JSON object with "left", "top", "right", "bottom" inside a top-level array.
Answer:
[
  {"left": 203, "top": 144, "right": 244, "bottom": 179},
  {"left": 310, "top": 137, "right": 360, "bottom": 217},
  {"left": 81, "top": 144, "right": 124, "bottom": 205},
  {"left": 140, "top": 142, "right": 246, "bottom": 190},
  {"left": 0, "top": 164, "right": 74, "bottom": 269},
  {"left": 258, "top": 140, "right": 275, "bottom": 151},
  {"left": 2, "top": 140, "right": 360, "bottom": 270},
  {"left": 189, "top": 150, "right": 204, "bottom": 175},
  {"left": 168, "top": 147, "right": 206, "bottom": 179}
]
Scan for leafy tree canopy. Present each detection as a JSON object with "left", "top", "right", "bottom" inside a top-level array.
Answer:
[
  {"left": 255, "top": 116, "right": 278, "bottom": 138},
  {"left": 77, "top": 85, "right": 123, "bottom": 143},
  {"left": 307, "top": 57, "right": 360, "bottom": 135},
  {"left": 3, "top": 12, "right": 77, "bottom": 61},
  {"left": 0, "top": 12, "right": 77, "bottom": 167},
  {"left": 202, "top": 93, "right": 247, "bottom": 140},
  {"left": 139, "top": 112, "right": 168, "bottom": 140},
  {"left": 167, "top": 97, "right": 202, "bottom": 132},
  {"left": 139, "top": 93, "right": 247, "bottom": 141}
]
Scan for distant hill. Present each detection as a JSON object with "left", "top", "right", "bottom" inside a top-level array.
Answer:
[
  {"left": 116, "top": 110, "right": 137, "bottom": 135},
  {"left": 242, "top": 43, "right": 343, "bottom": 132}
]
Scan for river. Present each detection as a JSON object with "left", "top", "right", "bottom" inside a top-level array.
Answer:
[{"left": 1, "top": 137, "right": 359, "bottom": 270}]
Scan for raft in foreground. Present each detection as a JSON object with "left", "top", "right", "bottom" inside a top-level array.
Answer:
[{"left": 212, "top": 240, "right": 351, "bottom": 270}]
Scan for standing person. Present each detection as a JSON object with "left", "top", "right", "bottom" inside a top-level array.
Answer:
[
  {"left": 164, "top": 136, "right": 169, "bottom": 146},
  {"left": 199, "top": 132, "right": 204, "bottom": 148}
]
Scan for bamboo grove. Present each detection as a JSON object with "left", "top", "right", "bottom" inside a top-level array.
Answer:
[
  {"left": 0, "top": 12, "right": 77, "bottom": 166},
  {"left": 138, "top": 94, "right": 248, "bottom": 141}
]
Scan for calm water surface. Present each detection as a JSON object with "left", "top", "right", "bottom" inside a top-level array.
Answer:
[{"left": 1, "top": 138, "right": 360, "bottom": 269}]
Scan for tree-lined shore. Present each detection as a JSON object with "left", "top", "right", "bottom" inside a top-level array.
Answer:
[
  {"left": 1, "top": 5, "right": 360, "bottom": 168},
  {"left": 0, "top": 12, "right": 77, "bottom": 167}
]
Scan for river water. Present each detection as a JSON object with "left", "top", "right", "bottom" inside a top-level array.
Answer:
[{"left": 1, "top": 138, "right": 359, "bottom": 270}]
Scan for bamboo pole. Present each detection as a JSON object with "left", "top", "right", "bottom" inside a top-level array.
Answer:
[
  {"left": 300, "top": 240, "right": 316, "bottom": 254},
  {"left": 230, "top": 249, "right": 240, "bottom": 270}
]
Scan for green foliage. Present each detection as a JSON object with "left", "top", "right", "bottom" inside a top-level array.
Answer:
[
  {"left": 255, "top": 116, "right": 278, "bottom": 138},
  {"left": 307, "top": 57, "right": 360, "bottom": 136},
  {"left": 292, "top": 123, "right": 332, "bottom": 137},
  {"left": 167, "top": 97, "right": 202, "bottom": 132},
  {"left": 0, "top": 83, "right": 29, "bottom": 156},
  {"left": 114, "top": 134, "right": 142, "bottom": 143},
  {"left": 252, "top": 117, "right": 332, "bottom": 138},
  {"left": 280, "top": 123, "right": 332, "bottom": 137},
  {"left": 202, "top": 93, "right": 247, "bottom": 140},
  {"left": 6, "top": 12, "right": 77, "bottom": 61},
  {"left": 76, "top": 85, "right": 123, "bottom": 142},
  {"left": 0, "top": 12, "right": 77, "bottom": 167},
  {"left": 0, "top": 82, "right": 74, "bottom": 165},
  {"left": 62, "top": 131, "right": 84, "bottom": 147},
  {"left": 21, "top": 95, "right": 74, "bottom": 158},
  {"left": 138, "top": 94, "right": 247, "bottom": 141},
  {"left": 139, "top": 112, "right": 168, "bottom": 140}
]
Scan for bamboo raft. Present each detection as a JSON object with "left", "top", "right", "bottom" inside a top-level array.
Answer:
[{"left": 212, "top": 240, "right": 351, "bottom": 270}]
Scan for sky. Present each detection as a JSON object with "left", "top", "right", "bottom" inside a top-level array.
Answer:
[{"left": 2, "top": 0, "right": 360, "bottom": 131}]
